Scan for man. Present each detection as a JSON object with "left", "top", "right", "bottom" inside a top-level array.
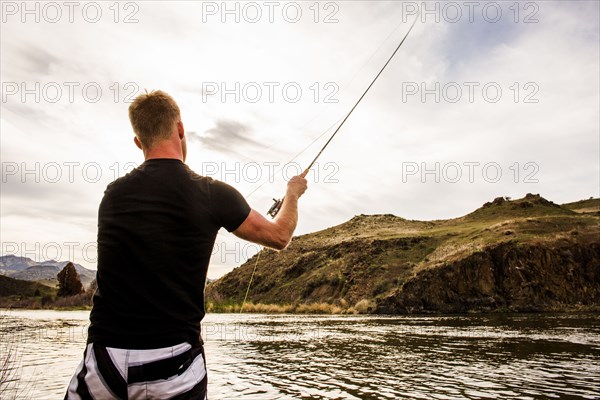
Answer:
[{"left": 65, "top": 90, "right": 307, "bottom": 399}]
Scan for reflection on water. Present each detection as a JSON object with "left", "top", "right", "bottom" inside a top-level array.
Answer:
[{"left": 1, "top": 310, "right": 599, "bottom": 399}]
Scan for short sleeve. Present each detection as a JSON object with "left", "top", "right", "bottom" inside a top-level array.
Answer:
[{"left": 209, "top": 179, "right": 251, "bottom": 232}]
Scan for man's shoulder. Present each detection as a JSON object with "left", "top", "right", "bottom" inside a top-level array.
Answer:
[
  {"left": 181, "top": 164, "right": 212, "bottom": 183},
  {"left": 204, "top": 176, "right": 242, "bottom": 193},
  {"left": 104, "top": 165, "right": 142, "bottom": 191},
  {"left": 104, "top": 171, "right": 132, "bottom": 192}
]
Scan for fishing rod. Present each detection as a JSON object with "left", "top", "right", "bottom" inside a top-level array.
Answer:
[
  {"left": 240, "top": 15, "right": 420, "bottom": 313},
  {"left": 267, "top": 14, "right": 420, "bottom": 218}
]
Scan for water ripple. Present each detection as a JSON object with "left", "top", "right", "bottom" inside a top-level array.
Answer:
[{"left": 1, "top": 310, "right": 599, "bottom": 399}]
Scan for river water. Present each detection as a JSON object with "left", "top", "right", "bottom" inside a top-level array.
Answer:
[{"left": 0, "top": 310, "right": 598, "bottom": 399}]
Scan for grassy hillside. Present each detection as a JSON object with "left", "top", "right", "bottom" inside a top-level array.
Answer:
[
  {"left": 562, "top": 198, "right": 600, "bottom": 214},
  {"left": 206, "top": 194, "right": 600, "bottom": 313},
  {"left": 0, "top": 275, "right": 57, "bottom": 298},
  {"left": 0, "top": 274, "right": 94, "bottom": 309}
]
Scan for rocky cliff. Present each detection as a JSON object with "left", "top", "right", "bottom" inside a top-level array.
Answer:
[
  {"left": 206, "top": 194, "right": 600, "bottom": 313},
  {"left": 376, "top": 237, "right": 599, "bottom": 313}
]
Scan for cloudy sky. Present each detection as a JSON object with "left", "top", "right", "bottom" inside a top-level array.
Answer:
[{"left": 1, "top": 1, "right": 598, "bottom": 278}]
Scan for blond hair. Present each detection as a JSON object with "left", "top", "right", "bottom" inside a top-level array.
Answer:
[{"left": 128, "top": 90, "right": 181, "bottom": 149}]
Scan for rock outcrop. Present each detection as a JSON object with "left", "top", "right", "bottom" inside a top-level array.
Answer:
[{"left": 376, "top": 236, "right": 599, "bottom": 313}]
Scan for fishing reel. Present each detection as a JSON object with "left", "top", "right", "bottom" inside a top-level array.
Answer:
[{"left": 267, "top": 198, "right": 284, "bottom": 218}]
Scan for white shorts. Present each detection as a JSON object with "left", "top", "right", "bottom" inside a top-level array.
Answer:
[{"left": 65, "top": 341, "right": 207, "bottom": 399}]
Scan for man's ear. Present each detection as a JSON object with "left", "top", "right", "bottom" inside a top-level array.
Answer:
[
  {"left": 177, "top": 121, "right": 184, "bottom": 140},
  {"left": 134, "top": 136, "right": 143, "bottom": 150}
]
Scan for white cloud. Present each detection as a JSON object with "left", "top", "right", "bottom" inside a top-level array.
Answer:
[{"left": 1, "top": 1, "right": 598, "bottom": 277}]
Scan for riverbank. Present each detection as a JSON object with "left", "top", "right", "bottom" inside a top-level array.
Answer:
[
  {"left": 0, "top": 291, "right": 93, "bottom": 311},
  {"left": 208, "top": 301, "right": 600, "bottom": 314}
]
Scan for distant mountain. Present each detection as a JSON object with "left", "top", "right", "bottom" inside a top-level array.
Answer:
[
  {"left": 0, "top": 255, "right": 38, "bottom": 271},
  {"left": 0, "top": 256, "right": 96, "bottom": 286},
  {"left": 11, "top": 264, "right": 61, "bottom": 282},
  {"left": 206, "top": 195, "right": 600, "bottom": 314}
]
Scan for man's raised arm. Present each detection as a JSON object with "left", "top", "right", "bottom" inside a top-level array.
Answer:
[{"left": 233, "top": 175, "right": 307, "bottom": 250}]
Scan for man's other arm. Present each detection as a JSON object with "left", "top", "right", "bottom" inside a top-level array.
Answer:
[{"left": 233, "top": 175, "right": 307, "bottom": 250}]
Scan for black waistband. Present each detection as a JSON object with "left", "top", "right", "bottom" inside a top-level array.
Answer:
[{"left": 127, "top": 344, "right": 204, "bottom": 384}]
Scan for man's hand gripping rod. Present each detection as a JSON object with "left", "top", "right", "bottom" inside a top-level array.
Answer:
[
  {"left": 267, "top": 169, "right": 309, "bottom": 218},
  {"left": 267, "top": 14, "right": 419, "bottom": 218}
]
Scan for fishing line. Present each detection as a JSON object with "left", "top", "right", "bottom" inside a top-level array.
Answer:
[
  {"left": 266, "top": 14, "right": 420, "bottom": 218},
  {"left": 240, "top": 13, "right": 420, "bottom": 312},
  {"left": 239, "top": 251, "right": 261, "bottom": 313},
  {"left": 301, "top": 15, "right": 420, "bottom": 177},
  {"left": 242, "top": 16, "right": 415, "bottom": 199},
  {"left": 245, "top": 115, "right": 343, "bottom": 198}
]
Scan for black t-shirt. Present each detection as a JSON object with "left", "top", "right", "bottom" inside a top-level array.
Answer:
[{"left": 87, "top": 158, "right": 251, "bottom": 349}]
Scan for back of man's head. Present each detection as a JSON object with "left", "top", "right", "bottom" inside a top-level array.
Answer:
[{"left": 128, "top": 90, "right": 181, "bottom": 149}]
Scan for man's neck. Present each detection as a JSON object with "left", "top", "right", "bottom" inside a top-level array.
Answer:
[{"left": 143, "top": 147, "right": 183, "bottom": 162}]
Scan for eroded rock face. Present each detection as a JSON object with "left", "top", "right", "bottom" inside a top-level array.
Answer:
[{"left": 376, "top": 239, "right": 600, "bottom": 314}]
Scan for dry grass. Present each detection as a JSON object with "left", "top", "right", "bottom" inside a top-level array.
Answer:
[
  {"left": 51, "top": 291, "right": 93, "bottom": 309},
  {"left": 0, "top": 297, "right": 42, "bottom": 309},
  {"left": 208, "top": 301, "right": 349, "bottom": 314},
  {"left": 0, "top": 314, "right": 33, "bottom": 399},
  {"left": 0, "top": 339, "right": 19, "bottom": 398},
  {"left": 239, "top": 302, "right": 294, "bottom": 313},
  {"left": 351, "top": 299, "right": 375, "bottom": 314},
  {"left": 296, "top": 302, "right": 343, "bottom": 314}
]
